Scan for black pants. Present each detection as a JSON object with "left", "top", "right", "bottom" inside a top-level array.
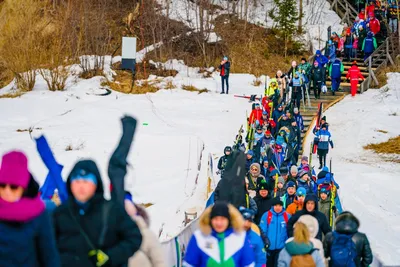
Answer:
[
  {"left": 221, "top": 76, "right": 229, "bottom": 93},
  {"left": 318, "top": 148, "right": 328, "bottom": 166},
  {"left": 313, "top": 81, "right": 322, "bottom": 98},
  {"left": 267, "top": 249, "right": 281, "bottom": 267},
  {"left": 291, "top": 90, "right": 301, "bottom": 109}
]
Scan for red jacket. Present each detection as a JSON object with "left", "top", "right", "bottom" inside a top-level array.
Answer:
[
  {"left": 346, "top": 66, "right": 365, "bottom": 81},
  {"left": 369, "top": 18, "right": 381, "bottom": 35},
  {"left": 249, "top": 109, "right": 264, "bottom": 125},
  {"left": 261, "top": 97, "right": 272, "bottom": 114},
  {"left": 367, "top": 5, "right": 375, "bottom": 16},
  {"left": 358, "top": 11, "right": 366, "bottom": 20}
]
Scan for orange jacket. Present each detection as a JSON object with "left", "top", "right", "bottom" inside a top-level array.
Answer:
[{"left": 286, "top": 199, "right": 304, "bottom": 215}]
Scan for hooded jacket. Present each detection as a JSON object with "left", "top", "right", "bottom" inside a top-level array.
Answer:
[
  {"left": 247, "top": 163, "right": 266, "bottom": 192},
  {"left": 329, "top": 59, "right": 344, "bottom": 79},
  {"left": 362, "top": 34, "right": 378, "bottom": 53},
  {"left": 277, "top": 240, "right": 325, "bottom": 267},
  {"left": 183, "top": 204, "right": 255, "bottom": 267},
  {"left": 254, "top": 193, "right": 272, "bottom": 225},
  {"left": 53, "top": 160, "right": 143, "bottom": 267},
  {"left": 324, "top": 212, "right": 373, "bottom": 267},
  {"left": 311, "top": 64, "right": 326, "bottom": 82},
  {"left": 287, "top": 194, "right": 331, "bottom": 241},
  {"left": 259, "top": 209, "right": 291, "bottom": 250}
]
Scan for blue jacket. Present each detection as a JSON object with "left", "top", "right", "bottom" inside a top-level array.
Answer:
[
  {"left": 292, "top": 76, "right": 302, "bottom": 87},
  {"left": 315, "top": 129, "right": 334, "bottom": 150},
  {"left": 259, "top": 209, "right": 291, "bottom": 250},
  {"left": 330, "top": 60, "right": 344, "bottom": 78},
  {"left": 297, "top": 178, "right": 317, "bottom": 195},
  {"left": 272, "top": 109, "right": 284, "bottom": 123},
  {"left": 184, "top": 228, "right": 255, "bottom": 267},
  {"left": 315, "top": 54, "right": 329, "bottom": 67},
  {"left": 294, "top": 113, "right": 304, "bottom": 131},
  {"left": 36, "top": 136, "right": 68, "bottom": 203},
  {"left": 0, "top": 211, "right": 60, "bottom": 267},
  {"left": 246, "top": 228, "right": 266, "bottom": 267},
  {"left": 363, "top": 36, "right": 377, "bottom": 53},
  {"left": 219, "top": 61, "right": 231, "bottom": 77},
  {"left": 328, "top": 44, "right": 336, "bottom": 62}
]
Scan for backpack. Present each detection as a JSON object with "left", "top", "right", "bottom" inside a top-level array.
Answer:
[
  {"left": 267, "top": 210, "right": 289, "bottom": 225},
  {"left": 330, "top": 232, "right": 357, "bottom": 267},
  {"left": 290, "top": 249, "right": 317, "bottom": 267}
]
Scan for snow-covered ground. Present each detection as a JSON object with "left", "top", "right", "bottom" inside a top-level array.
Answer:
[
  {"left": 304, "top": 74, "right": 400, "bottom": 265},
  {"left": 0, "top": 58, "right": 265, "bottom": 241}
]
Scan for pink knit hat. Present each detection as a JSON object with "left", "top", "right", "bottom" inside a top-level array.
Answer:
[{"left": 0, "top": 151, "right": 30, "bottom": 189}]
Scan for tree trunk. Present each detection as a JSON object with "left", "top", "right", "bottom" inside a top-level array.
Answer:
[{"left": 298, "top": 0, "right": 303, "bottom": 33}]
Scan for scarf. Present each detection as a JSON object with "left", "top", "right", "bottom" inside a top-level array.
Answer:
[{"left": 0, "top": 196, "right": 45, "bottom": 222}]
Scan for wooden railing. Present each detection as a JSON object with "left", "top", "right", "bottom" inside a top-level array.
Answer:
[{"left": 328, "top": 0, "right": 358, "bottom": 26}]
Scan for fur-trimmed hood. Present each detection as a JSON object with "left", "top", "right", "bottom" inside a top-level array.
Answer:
[
  {"left": 298, "top": 214, "right": 319, "bottom": 238},
  {"left": 335, "top": 211, "right": 359, "bottom": 234},
  {"left": 249, "top": 163, "right": 261, "bottom": 177},
  {"left": 199, "top": 204, "right": 244, "bottom": 235}
]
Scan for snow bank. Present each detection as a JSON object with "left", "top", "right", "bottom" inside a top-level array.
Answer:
[
  {"left": 0, "top": 60, "right": 265, "bottom": 241},
  {"left": 305, "top": 74, "right": 400, "bottom": 265}
]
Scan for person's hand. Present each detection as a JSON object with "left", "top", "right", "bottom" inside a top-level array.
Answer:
[{"left": 51, "top": 194, "right": 61, "bottom": 207}]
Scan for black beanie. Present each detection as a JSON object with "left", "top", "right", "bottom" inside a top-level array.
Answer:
[
  {"left": 210, "top": 201, "right": 230, "bottom": 220},
  {"left": 270, "top": 197, "right": 284, "bottom": 206}
]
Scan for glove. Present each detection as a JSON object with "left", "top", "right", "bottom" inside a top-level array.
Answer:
[
  {"left": 88, "top": 250, "right": 110, "bottom": 267},
  {"left": 332, "top": 206, "right": 337, "bottom": 213}
]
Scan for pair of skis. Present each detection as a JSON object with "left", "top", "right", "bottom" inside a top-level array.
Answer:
[{"left": 312, "top": 103, "right": 323, "bottom": 154}]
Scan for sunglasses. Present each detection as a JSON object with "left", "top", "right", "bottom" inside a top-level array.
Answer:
[
  {"left": 0, "top": 183, "right": 20, "bottom": 190},
  {"left": 250, "top": 167, "right": 259, "bottom": 171}
]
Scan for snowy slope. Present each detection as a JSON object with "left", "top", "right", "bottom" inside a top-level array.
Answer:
[
  {"left": 304, "top": 74, "right": 400, "bottom": 265},
  {"left": 0, "top": 60, "right": 264, "bottom": 241}
]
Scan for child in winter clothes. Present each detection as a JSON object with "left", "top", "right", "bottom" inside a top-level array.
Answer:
[
  {"left": 184, "top": 202, "right": 255, "bottom": 266},
  {"left": 217, "top": 146, "right": 232, "bottom": 177},
  {"left": 277, "top": 222, "right": 325, "bottom": 267},
  {"left": 315, "top": 123, "right": 334, "bottom": 169},
  {"left": 297, "top": 169, "right": 317, "bottom": 194},
  {"left": 291, "top": 72, "right": 303, "bottom": 109},
  {"left": 318, "top": 186, "right": 338, "bottom": 224},
  {"left": 286, "top": 187, "right": 306, "bottom": 215},
  {"left": 276, "top": 176, "right": 286, "bottom": 198},
  {"left": 260, "top": 198, "right": 291, "bottom": 267},
  {"left": 0, "top": 151, "right": 60, "bottom": 267},
  {"left": 293, "top": 107, "right": 305, "bottom": 132},
  {"left": 125, "top": 193, "right": 165, "bottom": 267},
  {"left": 281, "top": 181, "right": 297, "bottom": 209}
]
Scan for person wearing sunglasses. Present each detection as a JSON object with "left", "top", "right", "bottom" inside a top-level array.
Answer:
[{"left": 0, "top": 151, "right": 60, "bottom": 267}]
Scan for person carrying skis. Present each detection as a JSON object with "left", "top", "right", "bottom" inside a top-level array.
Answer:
[
  {"left": 254, "top": 180, "right": 273, "bottom": 224},
  {"left": 286, "top": 187, "right": 306, "bottom": 215},
  {"left": 259, "top": 198, "right": 291, "bottom": 267},
  {"left": 346, "top": 61, "right": 365, "bottom": 97},
  {"left": 239, "top": 208, "right": 267, "bottom": 267},
  {"left": 327, "top": 40, "right": 337, "bottom": 65},
  {"left": 318, "top": 186, "right": 338, "bottom": 224},
  {"left": 217, "top": 146, "right": 232, "bottom": 177},
  {"left": 328, "top": 57, "right": 344, "bottom": 95},
  {"left": 362, "top": 31, "right": 378, "bottom": 60},
  {"left": 219, "top": 56, "right": 230, "bottom": 94},
  {"left": 323, "top": 212, "right": 373, "bottom": 267},
  {"left": 247, "top": 163, "right": 266, "bottom": 198},
  {"left": 315, "top": 123, "right": 334, "bottom": 169},
  {"left": 183, "top": 202, "right": 255, "bottom": 266},
  {"left": 281, "top": 181, "right": 297, "bottom": 209},
  {"left": 288, "top": 194, "right": 331, "bottom": 241},
  {"left": 272, "top": 104, "right": 284, "bottom": 125},
  {"left": 311, "top": 61, "right": 325, "bottom": 99},
  {"left": 249, "top": 102, "right": 264, "bottom": 126}
]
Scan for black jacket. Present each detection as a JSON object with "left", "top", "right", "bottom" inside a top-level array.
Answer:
[
  {"left": 324, "top": 212, "right": 373, "bottom": 267},
  {"left": 311, "top": 66, "right": 326, "bottom": 83},
  {"left": 254, "top": 195, "right": 272, "bottom": 225},
  {"left": 287, "top": 194, "right": 331, "bottom": 241},
  {"left": 53, "top": 160, "right": 142, "bottom": 267}
]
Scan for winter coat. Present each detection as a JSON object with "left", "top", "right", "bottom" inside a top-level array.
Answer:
[
  {"left": 218, "top": 155, "right": 229, "bottom": 172},
  {"left": 183, "top": 204, "right": 255, "bottom": 267},
  {"left": 315, "top": 129, "right": 334, "bottom": 150},
  {"left": 362, "top": 36, "right": 378, "bottom": 53},
  {"left": 324, "top": 212, "right": 373, "bottom": 267},
  {"left": 344, "top": 34, "right": 354, "bottom": 48},
  {"left": 0, "top": 172, "right": 60, "bottom": 267},
  {"left": 246, "top": 228, "right": 267, "bottom": 267},
  {"left": 272, "top": 109, "right": 284, "bottom": 124},
  {"left": 128, "top": 209, "right": 165, "bottom": 267},
  {"left": 358, "top": 29, "right": 367, "bottom": 50},
  {"left": 329, "top": 59, "right": 344, "bottom": 78},
  {"left": 249, "top": 109, "right": 264, "bottom": 125},
  {"left": 285, "top": 214, "right": 325, "bottom": 260},
  {"left": 276, "top": 187, "right": 286, "bottom": 198},
  {"left": 287, "top": 66, "right": 299, "bottom": 81},
  {"left": 328, "top": 44, "right": 336, "bottom": 62},
  {"left": 318, "top": 198, "right": 338, "bottom": 224},
  {"left": 287, "top": 194, "right": 331, "bottom": 241},
  {"left": 246, "top": 157, "right": 255, "bottom": 172},
  {"left": 369, "top": 18, "right": 381, "bottom": 35},
  {"left": 299, "top": 62, "right": 312, "bottom": 77},
  {"left": 248, "top": 163, "right": 265, "bottom": 191},
  {"left": 277, "top": 240, "right": 325, "bottom": 267},
  {"left": 314, "top": 54, "right": 329, "bottom": 67},
  {"left": 297, "top": 177, "right": 317, "bottom": 195},
  {"left": 346, "top": 65, "right": 365, "bottom": 82},
  {"left": 259, "top": 209, "right": 291, "bottom": 250},
  {"left": 53, "top": 160, "right": 142, "bottom": 267},
  {"left": 311, "top": 65, "right": 326, "bottom": 83},
  {"left": 254, "top": 195, "right": 272, "bottom": 225},
  {"left": 293, "top": 113, "right": 304, "bottom": 131},
  {"left": 281, "top": 193, "right": 296, "bottom": 209},
  {"left": 219, "top": 61, "right": 231, "bottom": 77},
  {"left": 286, "top": 198, "right": 304, "bottom": 215}
]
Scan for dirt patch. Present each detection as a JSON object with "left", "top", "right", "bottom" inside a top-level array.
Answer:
[
  {"left": 364, "top": 135, "right": 400, "bottom": 155},
  {"left": 376, "top": 129, "right": 388, "bottom": 134},
  {"left": 182, "top": 84, "right": 210, "bottom": 94}
]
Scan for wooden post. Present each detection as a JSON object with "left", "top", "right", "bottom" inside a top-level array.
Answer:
[
  {"left": 387, "top": 38, "right": 395, "bottom": 65},
  {"left": 369, "top": 56, "right": 379, "bottom": 86}
]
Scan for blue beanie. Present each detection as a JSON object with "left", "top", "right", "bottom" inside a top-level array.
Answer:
[
  {"left": 247, "top": 150, "right": 254, "bottom": 156},
  {"left": 286, "top": 181, "right": 296, "bottom": 189},
  {"left": 322, "top": 166, "right": 329, "bottom": 172},
  {"left": 316, "top": 50, "right": 321, "bottom": 55},
  {"left": 270, "top": 169, "right": 279, "bottom": 177},
  {"left": 70, "top": 171, "right": 97, "bottom": 186},
  {"left": 297, "top": 187, "right": 306, "bottom": 196}
]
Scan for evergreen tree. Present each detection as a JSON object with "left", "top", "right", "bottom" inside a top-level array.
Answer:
[{"left": 269, "top": 0, "right": 300, "bottom": 57}]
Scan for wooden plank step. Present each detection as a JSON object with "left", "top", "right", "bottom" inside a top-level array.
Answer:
[
  {"left": 325, "top": 81, "right": 360, "bottom": 87},
  {"left": 343, "top": 65, "right": 377, "bottom": 71}
]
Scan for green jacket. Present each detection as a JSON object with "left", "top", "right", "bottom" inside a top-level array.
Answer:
[
  {"left": 299, "top": 62, "right": 312, "bottom": 76},
  {"left": 318, "top": 198, "right": 338, "bottom": 222}
]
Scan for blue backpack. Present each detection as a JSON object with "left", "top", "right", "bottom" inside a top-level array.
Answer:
[{"left": 330, "top": 232, "right": 357, "bottom": 267}]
